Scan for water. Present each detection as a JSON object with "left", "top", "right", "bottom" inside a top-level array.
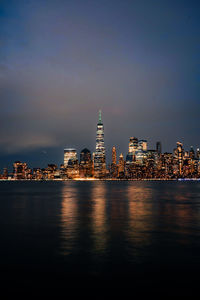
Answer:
[{"left": 0, "top": 181, "right": 200, "bottom": 294}]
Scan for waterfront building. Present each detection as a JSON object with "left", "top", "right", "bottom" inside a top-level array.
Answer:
[
  {"left": 64, "top": 148, "right": 77, "bottom": 167},
  {"left": 79, "top": 148, "right": 93, "bottom": 178},
  {"left": 111, "top": 146, "right": 118, "bottom": 178},
  {"left": 59, "top": 164, "right": 67, "bottom": 179},
  {"left": 26, "top": 168, "right": 32, "bottom": 180},
  {"left": 0, "top": 168, "right": 9, "bottom": 180},
  {"left": 13, "top": 161, "right": 28, "bottom": 180},
  {"left": 175, "top": 142, "right": 184, "bottom": 176},
  {"left": 118, "top": 153, "right": 125, "bottom": 178},
  {"left": 32, "top": 168, "right": 43, "bottom": 180},
  {"left": 46, "top": 164, "right": 58, "bottom": 180},
  {"left": 3, "top": 168, "right": 8, "bottom": 179},
  {"left": 94, "top": 110, "right": 106, "bottom": 178},
  {"left": 112, "top": 146, "right": 117, "bottom": 165},
  {"left": 145, "top": 150, "right": 157, "bottom": 178},
  {"left": 80, "top": 148, "right": 91, "bottom": 164},
  {"left": 66, "top": 158, "right": 79, "bottom": 179}
]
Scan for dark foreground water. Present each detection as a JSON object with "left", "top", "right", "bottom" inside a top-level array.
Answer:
[{"left": 0, "top": 181, "right": 200, "bottom": 294}]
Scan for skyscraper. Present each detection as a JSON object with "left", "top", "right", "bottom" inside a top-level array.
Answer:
[
  {"left": 175, "top": 142, "right": 184, "bottom": 176},
  {"left": 139, "top": 140, "right": 148, "bottom": 151},
  {"left": 197, "top": 148, "right": 200, "bottom": 159},
  {"left": 156, "top": 142, "right": 162, "bottom": 155},
  {"left": 189, "top": 146, "right": 195, "bottom": 159},
  {"left": 94, "top": 110, "right": 106, "bottom": 178},
  {"left": 64, "top": 148, "right": 77, "bottom": 167},
  {"left": 111, "top": 146, "right": 118, "bottom": 178},
  {"left": 112, "top": 146, "right": 117, "bottom": 165},
  {"left": 79, "top": 148, "right": 93, "bottom": 178},
  {"left": 118, "top": 153, "right": 125, "bottom": 177},
  {"left": 129, "top": 137, "right": 138, "bottom": 153}
]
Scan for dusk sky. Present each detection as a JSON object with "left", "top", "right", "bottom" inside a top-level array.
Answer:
[{"left": 0, "top": 0, "right": 199, "bottom": 169}]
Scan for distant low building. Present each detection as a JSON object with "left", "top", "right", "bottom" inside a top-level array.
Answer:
[{"left": 13, "top": 161, "right": 28, "bottom": 180}]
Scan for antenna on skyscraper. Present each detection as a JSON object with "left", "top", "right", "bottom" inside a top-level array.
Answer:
[{"left": 99, "top": 109, "right": 102, "bottom": 123}]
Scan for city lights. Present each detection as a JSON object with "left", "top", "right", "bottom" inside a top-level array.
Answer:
[{"left": 1, "top": 111, "right": 200, "bottom": 180}]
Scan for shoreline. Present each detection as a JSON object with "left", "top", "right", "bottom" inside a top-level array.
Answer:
[{"left": 1, "top": 178, "right": 200, "bottom": 182}]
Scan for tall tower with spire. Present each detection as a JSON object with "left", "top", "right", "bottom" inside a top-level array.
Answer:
[{"left": 94, "top": 110, "right": 106, "bottom": 177}]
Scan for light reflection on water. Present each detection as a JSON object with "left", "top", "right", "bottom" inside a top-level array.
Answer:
[
  {"left": 127, "top": 184, "right": 154, "bottom": 251},
  {"left": 1, "top": 180, "right": 200, "bottom": 290},
  {"left": 60, "top": 185, "right": 78, "bottom": 255},
  {"left": 91, "top": 182, "right": 107, "bottom": 254},
  {"left": 59, "top": 181, "right": 200, "bottom": 264}
]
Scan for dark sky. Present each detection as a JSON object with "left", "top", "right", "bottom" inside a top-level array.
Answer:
[{"left": 0, "top": 0, "right": 200, "bottom": 170}]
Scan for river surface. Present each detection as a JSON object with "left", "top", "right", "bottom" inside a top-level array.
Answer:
[{"left": 0, "top": 181, "right": 200, "bottom": 294}]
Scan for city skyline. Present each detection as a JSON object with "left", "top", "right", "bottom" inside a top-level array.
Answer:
[
  {"left": 0, "top": 108, "right": 200, "bottom": 172},
  {"left": 0, "top": 0, "right": 200, "bottom": 170},
  {"left": 1, "top": 110, "right": 200, "bottom": 180}
]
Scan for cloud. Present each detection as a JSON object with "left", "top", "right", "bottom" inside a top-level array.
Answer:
[
  {"left": 0, "top": 133, "right": 57, "bottom": 153},
  {"left": 0, "top": 0, "right": 199, "bottom": 168}
]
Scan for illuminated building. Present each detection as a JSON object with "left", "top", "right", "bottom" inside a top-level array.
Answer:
[
  {"left": 129, "top": 137, "right": 138, "bottom": 153},
  {"left": 118, "top": 153, "right": 125, "bottom": 178},
  {"left": 64, "top": 148, "right": 77, "bottom": 167},
  {"left": 125, "top": 137, "right": 148, "bottom": 178},
  {"left": 67, "top": 157, "right": 79, "bottom": 179},
  {"left": 196, "top": 148, "right": 200, "bottom": 159},
  {"left": 135, "top": 148, "right": 146, "bottom": 165},
  {"left": 112, "top": 146, "right": 117, "bottom": 165},
  {"left": 139, "top": 140, "right": 148, "bottom": 151},
  {"left": 59, "top": 164, "right": 67, "bottom": 179},
  {"left": 46, "top": 164, "right": 58, "bottom": 179},
  {"left": 189, "top": 146, "right": 195, "bottom": 159},
  {"left": 184, "top": 151, "right": 189, "bottom": 158},
  {"left": 173, "top": 142, "right": 184, "bottom": 176},
  {"left": 145, "top": 150, "right": 157, "bottom": 178},
  {"left": 126, "top": 137, "right": 137, "bottom": 166},
  {"left": 13, "top": 161, "right": 28, "bottom": 180},
  {"left": 135, "top": 141, "right": 147, "bottom": 165},
  {"left": 111, "top": 146, "right": 118, "bottom": 178},
  {"left": 162, "top": 152, "right": 174, "bottom": 178},
  {"left": 79, "top": 148, "right": 93, "bottom": 178},
  {"left": 26, "top": 168, "right": 32, "bottom": 180},
  {"left": 80, "top": 148, "right": 91, "bottom": 164},
  {"left": 176, "top": 142, "right": 184, "bottom": 176},
  {"left": 33, "top": 168, "right": 43, "bottom": 180},
  {"left": 94, "top": 110, "right": 106, "bottom": 178},
  {"left": 126, "top": 152, "right": 134, "bottom": 164},
  {"left": 3, "top": 168, "right": 8, "bottom": 179}
]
